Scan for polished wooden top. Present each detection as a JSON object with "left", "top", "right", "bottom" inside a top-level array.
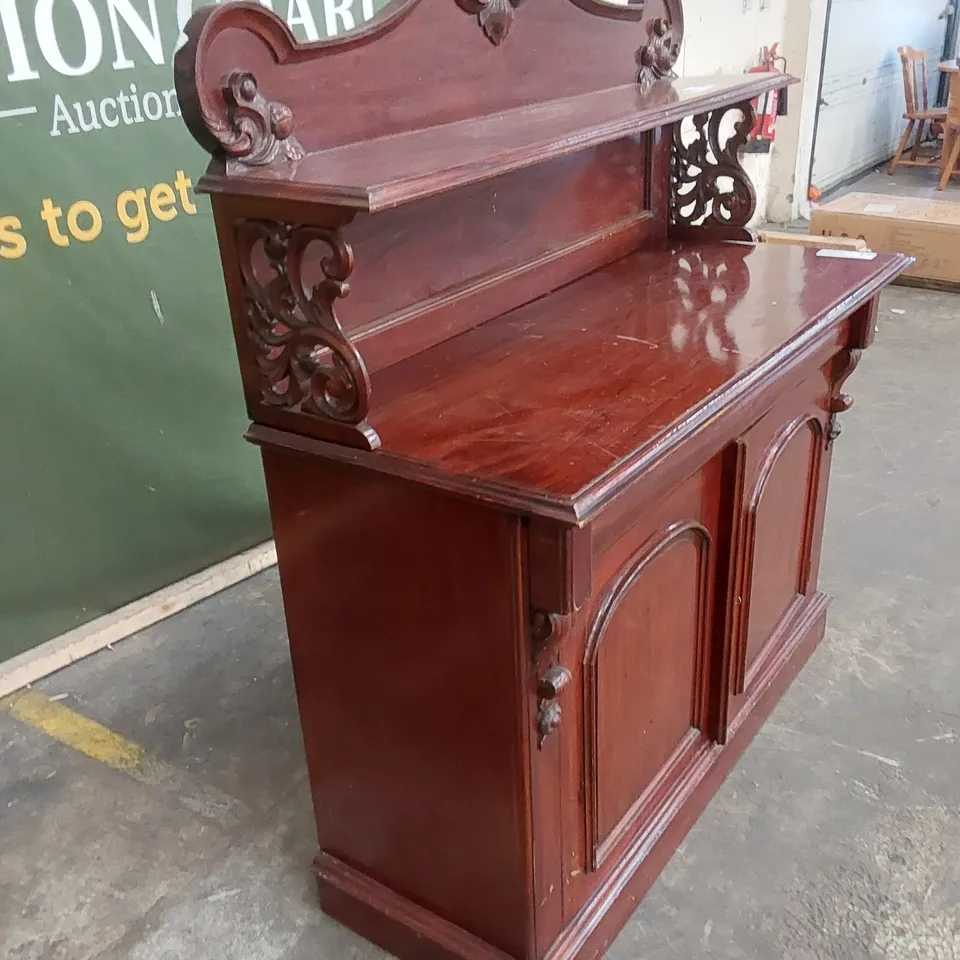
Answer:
[
  {"left": 198, "top": 73, "right": 788, "bottom": 209},
  {"left": 251, "top": 243, "right": 909, "bottom": 520},
  {"left": 940, "top": 59, "right": 959, "bottom": 72},
  {"left": 374, "top": 244, "right": 908, "bottom": 505}
]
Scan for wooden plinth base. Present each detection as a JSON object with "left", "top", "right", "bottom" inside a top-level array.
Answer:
[
  {"left": 313, "top": 597, "right": 829, "bottom": 960},
  {"left": 315, "top": 853, "right": 513, "bottom": 960}
]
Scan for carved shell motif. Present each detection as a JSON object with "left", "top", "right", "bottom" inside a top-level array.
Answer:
[
  {"left": 636, "top": 17, "right": 679, "bottom": 94},
  {"left": 460, "top": 0, "right": 525, "bottom": 46}
]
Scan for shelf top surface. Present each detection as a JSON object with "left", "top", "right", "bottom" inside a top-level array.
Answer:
[
  {"left": 368, "top": 242, "right": 908, "bottom": 513},
  {"left": 200, "top": 73, "right": 788, "bottom": 209}
]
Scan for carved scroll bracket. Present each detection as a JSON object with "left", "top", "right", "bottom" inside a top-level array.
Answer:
[
  {"left": 636, "top": 16, "right": 679, "bottom": 94},
  {"left": 670, "top": 101, "right": 758, "bottom": 242},
  {"left": 210, "top": 70, "right": 304, "bottom": 173},
  {"left": 237, "top": 219, "right": 379, "bottom": 450},
  {"left": 826, "top": 348, "right": 862, "bottom": 444}
]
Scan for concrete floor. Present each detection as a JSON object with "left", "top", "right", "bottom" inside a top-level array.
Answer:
[
  {"left": 828, "top": 158, "right": 960, "bottom": 203},
  {"left": 3, "top": 280, "right": 960, "bottom": 959}
]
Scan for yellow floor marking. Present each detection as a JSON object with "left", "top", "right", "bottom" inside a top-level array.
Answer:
[
  {"left": 2, "top": 689, "right": 252, "bottom": 828},
  {"left": 3, "top": 689, "right": 147, "bottom": 772}
]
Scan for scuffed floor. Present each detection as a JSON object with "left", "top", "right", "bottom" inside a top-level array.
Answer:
[{"left": 1, "top": 284, "right": 959, "bottom": 959}]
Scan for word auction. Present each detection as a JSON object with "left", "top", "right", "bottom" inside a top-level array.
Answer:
[{"left": 50, "top": 84, "right": 180, "bottom": 136}]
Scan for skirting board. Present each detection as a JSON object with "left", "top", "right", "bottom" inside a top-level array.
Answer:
[{"left": 0, "top": 542, "right": 277, "bottom": 699}]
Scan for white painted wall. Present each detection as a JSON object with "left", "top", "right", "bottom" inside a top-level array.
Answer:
[
  {"left": 679, "top": 0, "right": 788, "bottom": 76},
  {"left": 766, "top": 0, "right": 831, "bottom": 222},
  {"left": 678, "top": 0, "right": 790, "bottom": 226}
]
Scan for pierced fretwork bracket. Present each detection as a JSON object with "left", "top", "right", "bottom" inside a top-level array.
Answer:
[
  {"left": 236, "top": 219, "right": 380, "bottom": 450},
  {"left": 670, "top": 100, "right": 758, "bottom": 242}
]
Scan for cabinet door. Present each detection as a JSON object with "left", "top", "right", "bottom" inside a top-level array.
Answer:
[
  {"left": 540, "top": 369, "right": 838, "bottom": 944},
  {"left": 556, "top": 452, "right": 732, "bottom": 922},
  {"left": 726, "top": 370, "right": 833, "bottom": 730}
]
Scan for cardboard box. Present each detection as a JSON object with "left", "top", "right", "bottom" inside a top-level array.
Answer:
[{"left": 810, "top": 192, "right": 960, "bottom": 286}]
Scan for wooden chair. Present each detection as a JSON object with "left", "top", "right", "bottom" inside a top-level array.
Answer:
[
  {"left": 889, "top": 46, "right": 946, "bottom": 174},
  {"left": 940, "top": 70, "right": 960, "bottom": 189}
]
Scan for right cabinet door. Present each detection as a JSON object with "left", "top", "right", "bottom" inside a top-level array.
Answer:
[{"left": 727, "top": 368, "right": 834, "bottom": 731}]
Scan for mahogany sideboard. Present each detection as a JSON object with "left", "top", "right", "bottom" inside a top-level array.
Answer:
[{"left": 175, "top": 3, "right": 911, "bottom": 959}]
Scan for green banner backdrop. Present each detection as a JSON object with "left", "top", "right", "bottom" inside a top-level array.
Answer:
[{"left": 0, "top": 0, "right": 384, "bottom": 661}]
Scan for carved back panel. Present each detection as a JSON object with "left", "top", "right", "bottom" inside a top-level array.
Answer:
[
  {"left": 176, "top": 0, "right": 684, "bottom": 162},
  {"left": 329, "top": 133, "right": 667, "bottom": 369}
]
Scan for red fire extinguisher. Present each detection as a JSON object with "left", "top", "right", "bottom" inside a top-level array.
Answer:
[{"left": 747, "top": 43, "right": 788, "bottom": 146}]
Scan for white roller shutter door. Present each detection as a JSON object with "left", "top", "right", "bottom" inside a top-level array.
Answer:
[{"left": 811, "top": 0, "right": 951, "bottom": 193}]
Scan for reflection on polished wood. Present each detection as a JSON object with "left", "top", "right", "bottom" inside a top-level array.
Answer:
[
  {"left": 176, "top": 1, "right": 909, "bottom": 959},
  {"left": 369, "top": 243, "right": 904, "bottom": 508}
]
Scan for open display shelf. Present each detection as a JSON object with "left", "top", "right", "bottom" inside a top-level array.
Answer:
[{"left": 199, "top": 74, "right": 786, "bottom": 209}]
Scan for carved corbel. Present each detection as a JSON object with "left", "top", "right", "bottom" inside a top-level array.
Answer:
[
  {"left": 236, "top": 219, "right": 379, "bottom": 450},
  {"left": 826, "top": 348, "right": 862, "bottom": 444},
  {"left": 670, "top": 101, "right": 758, "bottom": 242},
  {"left": 537, "top": 664, "right": 572, "bottom": 746}
]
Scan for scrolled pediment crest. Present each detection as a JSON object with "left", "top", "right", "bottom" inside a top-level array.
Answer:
[{"left": 175, "top": 0, "right": 686, "bottom": 169}]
